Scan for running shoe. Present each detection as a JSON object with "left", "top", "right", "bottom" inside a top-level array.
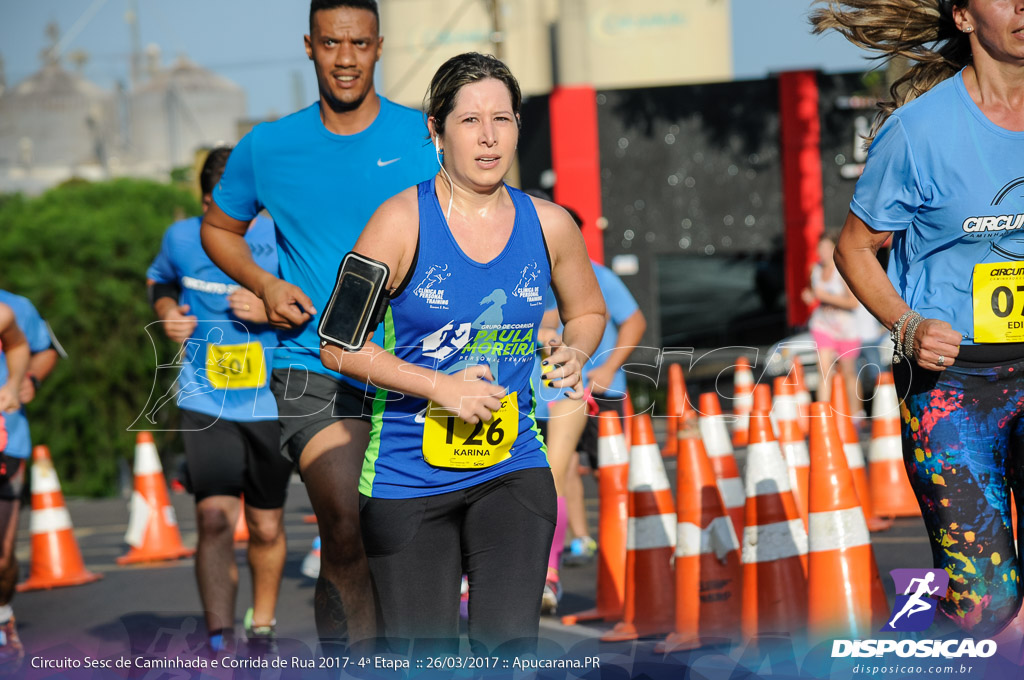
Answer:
[
  {"left": 0, "top": 618, "right": 23, "bottom": 674},
  {"left": 540, "top": 580, "right": 562, "bottom": 616},
  {"left": 301, "top": 536, "right": 321, "bottom": 579},
  {"left": 563, "top": 536, "right": 597, "bottom": 567},
  {"left": 243, "top": 608, "right": 278, "bottom": 657}
]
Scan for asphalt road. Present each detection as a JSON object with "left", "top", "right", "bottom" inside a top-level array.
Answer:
[{"left": 9, "top": 429, "right": 948, "bottom": 680}]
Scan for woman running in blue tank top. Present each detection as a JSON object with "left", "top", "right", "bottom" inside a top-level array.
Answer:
[{"left": 320, "top": 53, "right": 606, "bottom": 656}]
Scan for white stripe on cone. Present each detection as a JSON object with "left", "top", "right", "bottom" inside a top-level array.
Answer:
[
  {"left": 628, "top": 444, "right": 672, "bottom": 492},
  {"left": 699, "top": 416, "right": 734, "bottom": 458},
  {"left": 772, "top": 395, "right": 799, "bottom": 422},
  {"left": 744, "top": 441, "right": 793, "bottom": 496},
  {"left": 29, "top": 507, "right": 73, "bottom": 534},
  {"left": 843, "top": 443, "right": 866, "bottom": 469},
  {"left": 869, "top": 435, "right": 903, "bottom": 463},
  {"left": 676, "top": 516, "right": 740, "bottom": 560},
  {"left": 808, "top": 507, "right": 871, "bottom": 553},
  {"left": 31, "top": 461, "right": 62, "bottom": 494},
  {"left": 627, "top": 514, "right": 677, "bottom": 550},
  {"left": 133, "top": 442, "right": 164, "bottom": 475},
  {"left": 598, "top": 431, "right": 630, "bottom": 468},
  {"left": 873, "top": 384, "right": 901, "bottom": 419},
  {"left": 717, "top": 477, "right": 745, "bottom": 510},
  {"left": 741, "top": 519, "right": 808, "bottom": 563},
  {"left": 124, "top": 491, "right": 152, "bottom": 548},
  {"left": 781, "top": 440, "right": 810, "bottom": 467}
]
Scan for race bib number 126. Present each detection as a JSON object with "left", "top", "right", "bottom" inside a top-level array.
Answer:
[{"left": 422, "top": 392, "right": 519, "bottom": 469}]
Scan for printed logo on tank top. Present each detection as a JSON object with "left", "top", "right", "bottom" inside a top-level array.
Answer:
[
  {"left": 419, "top": 289, "right": 537, "bottom": 385},
  {"left": 512, "top": 261, "right": 544, "bottom": 306},
  {"left": 962, "top": 177, "right": 1024, "bottom": 239},
  {"left": 413, "top": 263, "right": 452, "bottom": 309}
]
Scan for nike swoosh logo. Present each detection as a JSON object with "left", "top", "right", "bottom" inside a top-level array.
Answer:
[{"left": 377, "top": 157, "right": 400, "bottom": 167}]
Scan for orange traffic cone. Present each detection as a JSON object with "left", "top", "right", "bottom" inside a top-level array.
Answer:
[
  {"left": 773, "top": 377, "right": 810, "bottom": 526},
  {"left": 790, "top": 361, "right": 812, "bottom": 436},
  {"left": 732, "top": 357, "right": 755, "bottom": 448},
  {"left": 562, "top": 412, "right": 630, "bottom": 626},
  {"left": 740, "top": 411, "right": 808, "bottom": 640},
  {"left": 831, "top": 373, "right": 892, "bottom": 532},
  {"left": 119, "top": 433, "right": 195, "bottom": 564},
  {"left": 234, "top": 498, "right": 249, "bottom": 543},
  {"left": 18, "top": 446, "right": 103, "bottom": 591},
  {"left": 868, "top": 371, "right": 918, "bottom": 518},
  {"left": 602, "top": 413, "right": 676, "bottom": 641},
  {"left": 623, "top": 390, "right": 635, "bottom": 448},
  {"left": 698, "top": 393, "right": 745, "bottom": 537},
  {"left": 662, "top": 364, "right": 688, "bottom": 458},
  {"left": 752, "top": 382, "right": 772, "bottom": 415},
  {"left": 655, "top": 425, "right": 741, "bottom": 652},
  {"left": 807, "top": 403, "right": 880, "bottom": 639}
]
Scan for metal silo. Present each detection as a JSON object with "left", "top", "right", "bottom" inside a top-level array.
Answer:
[
  {"left": 129, "top": 53, "right": 246, "bottom": 171},
  {"left": 0, "top": 58, "right": 116, "bottom": 175}
]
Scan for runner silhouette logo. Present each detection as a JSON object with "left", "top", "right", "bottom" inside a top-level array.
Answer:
[{"left": 881, "top": 568, "right": 950, "bottom": 632}]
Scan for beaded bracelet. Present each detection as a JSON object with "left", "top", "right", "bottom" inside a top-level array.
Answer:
[{"left": 889, "top": 310, "right": 920, "bottom": 364}]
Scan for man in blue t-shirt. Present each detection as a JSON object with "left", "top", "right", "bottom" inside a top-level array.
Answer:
[
  {"left": 200, "top": 0, "right": 436, "bottom": 648},
  {"left": 0, "top": 291, "right": 55, "bottom": 671},
  {"left": 147, "top": 148, "right": 293, "bottom": 655}
]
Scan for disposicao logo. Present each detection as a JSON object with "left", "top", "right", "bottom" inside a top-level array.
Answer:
[
  {"left": 831, "top": 568, "right": 998, "bottom": 659},
  {"left": 882, "top": 568, "right": 949, "bottom": 632}
]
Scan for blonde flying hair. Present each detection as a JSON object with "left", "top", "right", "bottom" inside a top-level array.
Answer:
[{"left": 810, "top": 0, "right": 971, "bottom": 141}]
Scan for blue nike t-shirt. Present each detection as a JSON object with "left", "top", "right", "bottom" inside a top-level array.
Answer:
[
  {"left": 851, "top": 70, "right": 1024, "bottom": 344},
  {"left": 213, "top": 98, "right": 437, "bottom": 380},
  {"left": 147, "top": 216, "right": 279, "bottom": 422},
  {"left": 0, "top": 290, "right": 54, "bottom": 459}
]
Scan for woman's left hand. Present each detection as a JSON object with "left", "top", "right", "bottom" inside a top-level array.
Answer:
[{"left": 542, "top": 342, "right": 584, "bottom": 398}]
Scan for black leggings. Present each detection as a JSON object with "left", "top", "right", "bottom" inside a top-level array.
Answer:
[{"left": 359, "top": 467, "right": 556, "bottom": 656}]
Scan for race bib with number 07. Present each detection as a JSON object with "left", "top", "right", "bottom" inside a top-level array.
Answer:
[{"left": 973, "top": 262, "right": 1024, "bottom": 343}]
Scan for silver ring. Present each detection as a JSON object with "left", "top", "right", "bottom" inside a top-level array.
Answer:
[{"left": 937, "top": 355, "right": 945, "bottom": 366}]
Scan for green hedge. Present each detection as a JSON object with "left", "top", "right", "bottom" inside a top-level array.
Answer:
[{"left": 0, "top": 178, "right": 200, "bottom": 496}]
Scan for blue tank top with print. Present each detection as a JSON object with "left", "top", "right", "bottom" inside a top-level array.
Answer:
[{"left": 359, "top": 180, "right": 551, "bottom": 499}]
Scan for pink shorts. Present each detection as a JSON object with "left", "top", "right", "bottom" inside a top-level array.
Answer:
[{"left": 810, "top": 328, "right": 860, "bottom": 358}]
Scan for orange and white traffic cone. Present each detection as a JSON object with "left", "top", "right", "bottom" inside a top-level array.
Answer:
[
  {"left": 662, "top": 364, "right": 688, "bottom": 458},
  {"left": 868, "top": 371, "right": 919, "bottom": 518},
  {"left": 118, "top": 433, "right": 195, "bottom": 564},
  {"left": 732, "top": 357, "right": 755, "bottom": 448},
  {"left": 18, "top": 446, "right": 103, "bottom": 591},
  {"left": 623, "top": 390, "right": 635, "bottom": 448},
  {"left": 790, "top": 360, "right": 812, "bottom": 437},
  {"left": 698, "top": 392, "right": 745, "bottom": 537},
  {"left": 773, "top": 377, "right": 810, "bottom": 526},
  {"left": 752, "top": 382, "right": 772, "bottom": 415},
  {"left": 831, "top": 373, "right": 892, "bottom": 532},
  {"left": 655, "top": 425, "right": 741, "bottom": 652},
  {"left": 740, "top": 411, "right": 808, "bottom": 640},
  {"left": 602, "top": 413, "right": 676, "bottom": 641},
  {"left": 562, "top": 412, "right": 630, "bottom": 626},
  {"left": 234, "top": 498, "right": 249, "bottom": 543},
  {"left": 806, "top": 403, "right": 880, "bottom": 639}
]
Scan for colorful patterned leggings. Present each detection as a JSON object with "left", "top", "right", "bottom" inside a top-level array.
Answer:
[{"left": 896, "top": 360, "right": 1024, "bottom": 637}]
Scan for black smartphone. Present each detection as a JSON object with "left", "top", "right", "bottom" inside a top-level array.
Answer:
[{"left": 317, "top": 252, "right": 390, "bottom": 351}]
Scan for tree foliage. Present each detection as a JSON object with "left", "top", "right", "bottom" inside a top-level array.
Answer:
[{"left": 0, "top": 179, "right": 199, "bottom": 496}]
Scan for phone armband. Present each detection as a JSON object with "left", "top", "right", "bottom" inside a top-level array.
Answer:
[{"left": 317, "top": 252, "right": 390, "bottom": 352}]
